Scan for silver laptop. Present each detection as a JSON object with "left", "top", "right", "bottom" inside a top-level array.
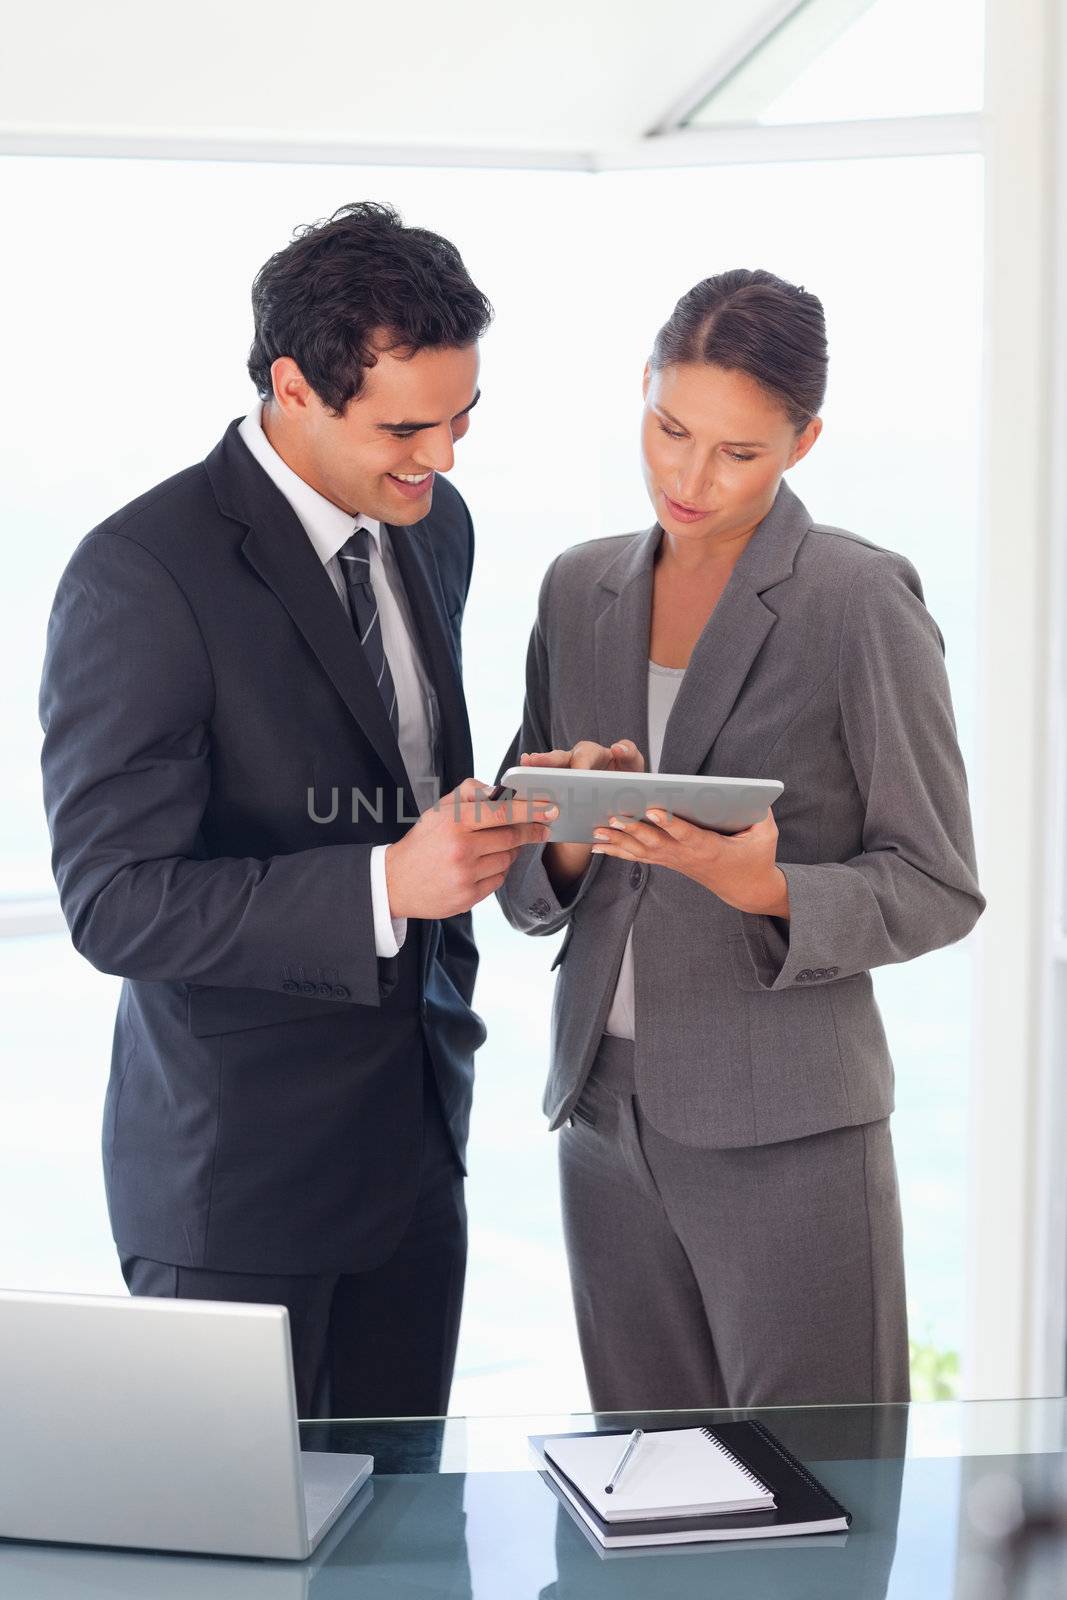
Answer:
[
  {"left": 0, "top": 1482, "right": 373, "bottom": 1598},
  {"left": 0, "top": 1289, "right": 373, "bottom": 1560}
]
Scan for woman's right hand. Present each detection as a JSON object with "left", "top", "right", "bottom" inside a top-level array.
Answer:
[
  {"left": 520, "top": 740, "right": 645, "bottom": 898},
  {"left": 519, "top": 739, "right": 646, "bottom": 775}
]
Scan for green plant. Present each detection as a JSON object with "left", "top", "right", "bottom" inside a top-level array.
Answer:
[{"left": 909, "top": 1337, "right": 960, "bottom": 1401}]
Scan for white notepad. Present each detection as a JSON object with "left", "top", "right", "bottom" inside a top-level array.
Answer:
[{"left": 541, "top": 1428, "right": 776, "bottom": 1524}]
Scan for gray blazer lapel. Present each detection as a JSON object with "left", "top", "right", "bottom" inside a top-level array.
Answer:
[
  {"left": 658, "top": 479, "right": 812, "bottom": 776},
  {"left": 594, "top": 527, "right": 660, "bottom": 760}
]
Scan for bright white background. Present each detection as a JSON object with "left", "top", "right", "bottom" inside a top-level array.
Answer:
[{"left": 0, "top": 149, "right": 982, "bottom": 1411}]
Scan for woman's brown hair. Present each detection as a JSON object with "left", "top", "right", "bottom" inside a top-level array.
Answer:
[{"left": 651, "top": 268, "right": 828, "bottom": 430}]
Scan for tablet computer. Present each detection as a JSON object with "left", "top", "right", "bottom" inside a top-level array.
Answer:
[{"left": 498, "top": 766, "right": 783, "bottom": 845}]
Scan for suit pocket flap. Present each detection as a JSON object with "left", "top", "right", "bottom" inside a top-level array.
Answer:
[{"left": 186, "top": 984, "right": 347, "bottom": 1036}]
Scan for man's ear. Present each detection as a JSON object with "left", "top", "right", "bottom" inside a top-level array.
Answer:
[
  {"left": 788, "top": 415, "right": 823, "bottom": 469},
  {"left": 270, "top": 356, "right": 312, "bottom": 416}
]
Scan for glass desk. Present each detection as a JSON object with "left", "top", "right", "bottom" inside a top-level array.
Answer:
[{"left": 2, "top": 1399, "right": 1066, "bottom": 1597}]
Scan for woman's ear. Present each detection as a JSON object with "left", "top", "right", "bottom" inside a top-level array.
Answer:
[
  {"left": 787, "top": 415, "right": 823, "bottom": 469},
  {"left": 641, "top": 360, "right": 652, "bottom": 401}
]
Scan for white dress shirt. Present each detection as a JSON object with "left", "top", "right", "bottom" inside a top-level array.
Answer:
[
  {"left": 602, "top": 659, "right": 686, "bottom": 1039},
  {"left": 238, "top": 401, "right": 441, "bottom": 958}
]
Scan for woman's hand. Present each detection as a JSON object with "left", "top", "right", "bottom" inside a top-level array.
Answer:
[
  {"left": 520, "top": 739, "right": 645, "bottom": 899},
  {"left": 590, "top": 805, "right": 790, "bottom": 920},
  {"left": 519, "top": 739, "right": 646, "bottom": 775}
]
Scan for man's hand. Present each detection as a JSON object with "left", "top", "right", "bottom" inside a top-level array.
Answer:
[
  {"left": 384, "top": 778, "right": 558, "bottom": 920},
  {"left": 589, "top": 806, "right": 789, "bottom": 919},
  {"left": 519, "top": 739, "right": 645, "bottom": 896}
]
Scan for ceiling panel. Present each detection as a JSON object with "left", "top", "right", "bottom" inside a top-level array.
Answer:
[{"left": 3, "top": 0, "right": 793, "bottom": 154}]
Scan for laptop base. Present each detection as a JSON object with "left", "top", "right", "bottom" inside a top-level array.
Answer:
[{"left": 301, "top": 1451, "right": 374, "bottom": 1551}]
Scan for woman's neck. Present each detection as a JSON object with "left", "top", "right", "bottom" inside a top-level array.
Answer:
[{"left": 657, "top": 520, "right": 757, "bottom": 578}]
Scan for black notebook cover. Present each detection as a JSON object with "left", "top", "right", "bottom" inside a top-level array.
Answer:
[{"left": 531, "top": 1420, "right": 851, "bottom": 1547}]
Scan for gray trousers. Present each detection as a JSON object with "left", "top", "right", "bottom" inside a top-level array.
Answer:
[{"left": 559, "top": 1035, "right": 910, "bottom": 1411}]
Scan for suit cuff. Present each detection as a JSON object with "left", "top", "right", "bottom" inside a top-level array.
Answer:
[
  {"left": 370, "top": 845, "right": 407, "bottom": 957},
  {"left": 503, "top": 842, "right": 602, "bottom": 935},
  {"left": 738, "top": 862, "right": 843, "bottom": 990}
]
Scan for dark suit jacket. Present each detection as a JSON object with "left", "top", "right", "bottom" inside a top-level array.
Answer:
[{"left": 39, "top": 418, "right": 486, "bottom": 1274}]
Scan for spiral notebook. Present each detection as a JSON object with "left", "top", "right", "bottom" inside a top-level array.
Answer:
[
  {"left": 543, "top": 1427, "right": 773, "bottom": 1522},
  {"left": 530, "top": 1422, "right": 851, "bottom": 1549}
]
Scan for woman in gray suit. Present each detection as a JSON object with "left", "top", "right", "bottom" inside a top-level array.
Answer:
[{"left": 496, "top": 269, "right": 984, "bottom": 1411}]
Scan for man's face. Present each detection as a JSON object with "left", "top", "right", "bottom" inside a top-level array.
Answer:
[{"left": 266, "top": 340, "right": 481, "bottom": 524}]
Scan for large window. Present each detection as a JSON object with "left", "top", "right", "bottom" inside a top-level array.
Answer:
[
  {"left": 687, "top": 0, "right": 984, "bottom": 126},
  {"left": 0, "top": 147, "right": 983, "bottom": 1410}
]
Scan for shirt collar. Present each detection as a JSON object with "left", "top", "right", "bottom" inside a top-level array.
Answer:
[{"left": 237, "top": 400, "right": 382, "bottom": 565}]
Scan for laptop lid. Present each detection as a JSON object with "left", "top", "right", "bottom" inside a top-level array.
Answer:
[{"left": 0, "top": 1289, "right": 312, "bottom": 1559}]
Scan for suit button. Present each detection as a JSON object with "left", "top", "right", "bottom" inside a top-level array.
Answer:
[
  {"left": 300, "top": 981, "right": 316, "bottom": 995},
  {"left": 334, "top": 985, "right": 350, "bottom": 1000},
  {"left": 317, "top": 983, "right": 334, "bottom": 997},
  {"left": 629, "top": 864, "right": 643, "bottom": 890},
  {"left": 282, "top": 980, "right": 299, "bottom": 993},
  {"left": 797, "top": 969, "right": 813, "bottom": 982}
]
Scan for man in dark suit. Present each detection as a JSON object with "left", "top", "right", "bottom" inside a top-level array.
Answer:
[{"left": 38, "top": 201, "right": 553, "bottom": 1418}]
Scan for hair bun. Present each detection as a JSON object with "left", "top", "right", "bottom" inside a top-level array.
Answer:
[{"left": 650, "top": 267, "right": 828, "bottom": 428}]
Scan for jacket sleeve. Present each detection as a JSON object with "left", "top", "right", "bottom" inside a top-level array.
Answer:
[
  {"left": 39, "top": 530, "right": 390, "bottom": 1007},
  {"left": 494, "top": 554, "right": 604, "bottom": 938},
  {"left": 739, "top": 550, "right": 985, "bottom": 990}
]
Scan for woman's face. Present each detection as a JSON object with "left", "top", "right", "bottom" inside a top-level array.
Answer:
[{"left": 641, "top": 361, "right": 821, "bottom": 548}]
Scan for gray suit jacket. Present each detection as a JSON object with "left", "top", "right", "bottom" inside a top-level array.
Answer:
[{"left": 496, "top": 479, "right": 984, "bottom": 1147}]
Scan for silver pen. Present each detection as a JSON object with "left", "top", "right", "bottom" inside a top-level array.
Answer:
[{"left": 604, "top": 1428, "right": 643, "bottom": 1494}]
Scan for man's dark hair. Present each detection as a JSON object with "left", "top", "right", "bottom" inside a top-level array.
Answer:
[
  {"left": 247, "top": 200, "right": 493, "bottom": 414},
  {"left": 651, "top": 268, "right": 827, "bottom": 430}
]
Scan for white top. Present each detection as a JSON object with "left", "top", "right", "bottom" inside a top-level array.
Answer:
[
  {"left": 603, "top": 660, "right": 686, "bottom": 1040},
  {"left": 238, "top": 401, "right": 442, "bottom": 957}
]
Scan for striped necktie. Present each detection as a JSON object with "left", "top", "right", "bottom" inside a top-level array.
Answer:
[{"left": 338, "top": 525, "right": 400, "bottom": 739}]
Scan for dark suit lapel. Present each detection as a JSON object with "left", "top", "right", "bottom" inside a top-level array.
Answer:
[
  {"left": 207, "top": 420, "right": 414, "bottom": 805},
  {"left": 386, "top": 521, "right": 473, "bottom": 793},
  {"left": 240, "top": 523, "right": 416, "bottom": 803},
  {"left": 658, "top": 478, "right": 812, "bottom": 775}
]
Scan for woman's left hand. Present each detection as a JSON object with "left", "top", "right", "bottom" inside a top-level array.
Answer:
[{"left": 591, "top": 806, "right": 790, "bottom": 920}]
